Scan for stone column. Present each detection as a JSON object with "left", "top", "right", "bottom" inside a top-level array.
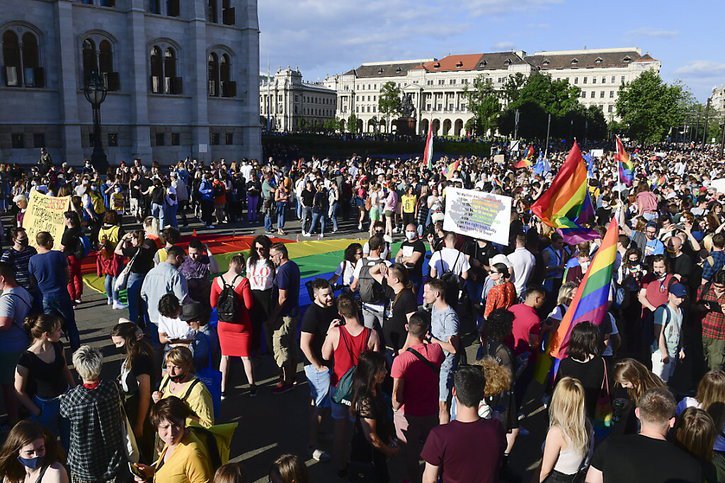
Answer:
[
  {"left": 126, "top": 0, "right": 152, "bottom": 161},
  {"left": 189, "top": 0, "right": 210, "bottom": 160},
  {"left": 55, "top": 0, "right": 83, "bottom": 163}
]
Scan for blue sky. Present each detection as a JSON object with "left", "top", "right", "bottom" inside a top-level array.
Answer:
[{"left": 258, "top": 0, "right": 725, "bottom": 102}]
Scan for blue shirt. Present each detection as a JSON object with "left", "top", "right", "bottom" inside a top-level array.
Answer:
[
  {"left": 0, "top": 286, "right": 32, "bottom": 352},
  {"left": 28, "top": 251, "right": 68, "bottom": 295},
  {"left": 274, "top": 260, "right": 300, "bottom": 316},
  {"left": 645, "top": 238, "right": 665, "bottom": 257}
]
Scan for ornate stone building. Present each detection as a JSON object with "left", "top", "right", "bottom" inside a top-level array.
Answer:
[
  {"left": 259, "top": 68, "right": 336, "bottom": 132},
  {"left": 713, "top": 85, "right": 725, "bottom": 113},
  {"left": 325, "top": 47, "right": 661, "bottom": 135},
  {"left": 0, "top": 0, "right": 262, "bottom": 165}
]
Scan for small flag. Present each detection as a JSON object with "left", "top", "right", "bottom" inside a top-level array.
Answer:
[
  {"left": 514, "top": 145, "right": 535, "bottom": 168},
  {"left": 583, "top": 152, "right": 595, "bottom": 177},
  {"left": 423, "top": 122, "right": 434, "bottom": 170},
  {"left": 533, "top": 151, "right": 551, "bottom": 176},
  {"left": 443, "top": 159, "right": 461, "bottom": 180},
  {"left": 615, "top": 136, "right": 634, "bottom": 187}
]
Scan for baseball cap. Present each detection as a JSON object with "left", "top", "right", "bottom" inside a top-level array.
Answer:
[{"left": 669, "top": 283, "right": 687, "bottom": 298}]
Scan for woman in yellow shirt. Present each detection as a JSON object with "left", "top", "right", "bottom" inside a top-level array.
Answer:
[
  {"left": 133, "top": 396, "right": 213, "bottom": 483},
  {"left": 400, "top": 185, "right": 417, "bottom": 228},
  {"left": 152, "top": 347, "right": 214, "bottom": 429}
]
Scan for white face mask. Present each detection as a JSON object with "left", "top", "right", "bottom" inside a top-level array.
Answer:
[{"left": 405, "top": 231, "right": 417, "bottom": 241}]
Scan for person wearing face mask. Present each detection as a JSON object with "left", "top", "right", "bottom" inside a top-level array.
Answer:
[
  {"left": 153, "top": 347, "right": 214, "bottom": 429},
  {"left": 0, "top": 420, "right": 68, "bottom": 483},
  {"left": 1, "top": 227, "right": 38, "bottom": 299},
  {"left": 638, "top": 255, "right": 677, "bottom": 365},
  {"left": 565, "top": 242, "right": 593, "bottom": 285},
  {"left": 110, "top": 320, "right": 155, "bottom": 463},
  {"left": 395, "top": 223, "right": 426, "bottom": 292}
]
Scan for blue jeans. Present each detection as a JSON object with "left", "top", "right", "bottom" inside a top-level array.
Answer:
[
  {"left": 42, "top": 292, "right": 79, "bottom": 351},
  {"left": 296, "top": 197, "right": 303, "bottom": 220},
  {"left": 151, "top": 202, "right": 164, "bottom": 229},
  {"left": 104, "top": 274, "right": 120, "bottom": 302},
  {"left": 329, "top": 202, "right": 339, "bottom": 232},
  {"left": 276, "top": 201, "right": 287, "bottom": 229},
  {"left": 165, "top": 203, "right": 178, "bottom": 228},
  {"left": 310, "top": 210, "right": 326, "bottom": 236},
  {"left": 264, "top": 199, "right": 274, "bottom": 232},
  {"left": 301, "top": 206, "right": 312, "bottom": 233},
  {"left": 126, "top": 272, "right": 145, "bottom": 325}
]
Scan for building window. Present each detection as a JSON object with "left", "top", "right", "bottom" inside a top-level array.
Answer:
[
  {"left": 590, "top": 91, "right": 595, "bottom": 98},
  {"left": 222, "top": 0, "right": 235, "bottom": 25},
  {"left": 11, "top": 133, "right": 24, "bottom": 149},
  {"left": 150, "top": 45, "right": 181, "bottom": 94},
  {"left": 149, "top": 0, "right": 161, "bottom": 14},
  {"left": 100, "top": 0, "right": 116, "bottom": 6},
  {"left": 155, "top": 132, "right": 165, "bottom": 146},
  {"left": 581, "top": 91, "right": 586, "bottom": 98},
  {"left": 609, "top": 91, "right": 614, "bottom": 98},
  {"left": 601, "top": 77, "right": 606, "bottom": 84},
  {"left": 620, "top": 76, "right": 625, "bottom": 84},
  {"left": 583, "top": 77, "right": 587, "bottom": 84},
  {"left": 3, "top": 30, "right": 44, "bottom": 88},
  {"left": 608, "top": 105, "right": 613, "bottom": 113},
  {"left": 592, "top": 77, "right": 596, "bottom": 84},
  {"left": 207, "top": 53, "right": 218, "bottom": 96},
  {"left": 210, "top": 132, "right": 220, "bottom": 145},
  {"left": 82, "top": 37, "right": 118, "bottom": 90},
  {"left": 166, "top": 0, "right": 180, "bottom": 16},
  {"left": 33, "top": 133, "right": 45, "bottom": 148},
  {"left": 574, "top": 77, "right": 578, "bottom": 84},
  {"left": 108, "top": 133, "right": 118, "bottom": 146},
  {"left": 207, "top": 0, "right": 218, "bottom": 23},
  {"left": 611, "top": 76, "right": 615, "bottom": 83},
  {"left": 82, "top": 39, "right": 98, "bottom": 83},
  {"left": 171, "top": 132, "right": 180, "bottom": 145},
  {"left": 225, "top": 132, "right": 233, "bottom": 145},
  {"left": 600, "top": 91, "right": 604, "bottom": 98}
]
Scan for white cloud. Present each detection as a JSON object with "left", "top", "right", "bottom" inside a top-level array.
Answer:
[
  {"left": 464, "top": 0, "right": 563, "bottom": 16},
  {"left": 492, "top": 41, "right": 515, "bottom": 50},
  {"left": 675, "top": 61, "right": 725, "bottom": 78},
  {"left": 627, "top": 27, "right": 678, "bottom": 39}
]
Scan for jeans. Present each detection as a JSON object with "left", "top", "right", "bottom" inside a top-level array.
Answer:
[
  {"left": 201, "top": 198, "right": 214, "bottom": 226},
  {"left": 263, "top": 198, "right": 274, "bottom": 232},
  {"left": 276, "top": 201, "right": 287, "bottom": 229},
  {"left": 104, "top": 274, "right": 120, "bottom": 302},
  {"left": 329, "top": 202, "right": 339, "bottom": 232},
  {"left": 247, "top": 194, "right": 259, "bottom": 222},
  {"left": 301, "top": 206, "right": 312, "bottom": 233},
  {"left": 151, "top": 202, "right": 164, "bottom": 229},
  {"left": 43, "top": 292, "right": 80, "bottom": 350},
  {"left": 310, "top": 210, "right": 326, "bottom": 236},
  {"left": 296, "top": 196, "right": 303, "bottom": 219},
  {"left": 126, "top": 272, "right": 145, "bottom": 326},
  {"left": 165, "top": 203, "right": 178, "bottom": 228}
]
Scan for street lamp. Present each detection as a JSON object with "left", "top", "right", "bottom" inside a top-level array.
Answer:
[{"left": 83, "top": 70, "right": 108, "bottom": 171}]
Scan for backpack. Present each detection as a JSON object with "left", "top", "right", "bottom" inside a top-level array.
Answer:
[
  {"left": 187, "top": 423, "right": 238, "bottom": 473},
  {"left": 358, "top": 259, "right": 386, "bottom": 304},
  {"left": 78, "top": 235, "right": 92, "bottom": 259},
  {"left": 216, "top": 274, "right": 242, "bottom": 323},
  {"left": 332, "top": 327, "right": 372, "bottom": 407},
  {"left": 89, "top": 190, "right": 106, "bottom": 215},
  {"left": 439, "top": 251, "right": 463, "bottom": 305}
]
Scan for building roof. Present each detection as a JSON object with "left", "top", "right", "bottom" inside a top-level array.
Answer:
[
  {"left": 413, "top": 52, "right": 528, "bottom": 72},
  {"left": 525, "top": 48, "right": 648, "bottom": 70},
  {"left": 344, "top": 61, "right": 429, "bottom": 78},
  {"left": 633, "top": 53, "right": 658, "bottom": 63}
]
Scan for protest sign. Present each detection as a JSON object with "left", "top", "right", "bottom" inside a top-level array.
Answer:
[
  {"left": 711, "top": 178, "right": 725, "bottom": 194},
  {"left": 443, "top": 188, "right": 512, "bottom": 245},
  {"left": 493, "top": 154, "right": 505, "bottom": 165},
  {"left": 589, "top": 149, "right": 604, "bottom": 158},
  {"left": 24, "top": 192, "right": 71, "bottom": 249}
]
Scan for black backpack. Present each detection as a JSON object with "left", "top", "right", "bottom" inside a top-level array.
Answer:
[
  {"left": 217, "top": 274, "right": 242, "bottom": 323},
  {"left": 358, "top": 259, "right": 386, "bottom": 304},
  {"left": 439, "top": 251, "right": 463, "bottom": 305}
]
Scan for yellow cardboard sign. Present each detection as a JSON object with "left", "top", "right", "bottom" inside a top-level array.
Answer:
[{"left": 24, "top": 192, "right": 71, "bottom": 249}]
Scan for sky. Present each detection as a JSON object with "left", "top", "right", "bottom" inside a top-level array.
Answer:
[{"left": 258, "top": 0, "right": 725, "bottom": 102}]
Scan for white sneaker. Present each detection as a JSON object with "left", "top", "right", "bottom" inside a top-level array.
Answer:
[
  {"left": 113, "top": 301, "right": 128, "bottom": 310},
  {"left": 303, "top": 232, "right": 312, "bottom": 237},
  {"left": 357, "top": 224, "right": 362, "bottom": 230},
  {"left": 107, "top": 298, "right": 113, "bottom": 305},
  {"left": 311, "top": 449, "right": 330, "bottom": 462}
]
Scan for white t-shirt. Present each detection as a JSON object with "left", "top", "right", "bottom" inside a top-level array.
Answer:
[
  {"left": 334, "top": 260, "right": 356, "bottom": 287},
  {"left": 363, "top": 241, "right": 390, "bottom": 260},
  {"left": 158, "top": 315, "right": 194, "bottom": 342},
  {"left": 508, "top": 247, "right": 536, "bottom": 295},
  {"left": 247, "top": 258, "right": 275, "bottom": 291},
  {"left": 429, "top": 247, "right": 470, "bottom": 277}
]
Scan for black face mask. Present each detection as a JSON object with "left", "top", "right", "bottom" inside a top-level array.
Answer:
[{"left": 169, "top": 373, "right": 187, "bottom": 384}]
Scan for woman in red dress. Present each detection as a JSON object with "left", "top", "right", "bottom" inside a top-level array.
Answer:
[
  {"left": 484, "top": 262, "right": 517, "bottom": 320},
  {"left": 210, "top": 254, "right": 255, "bottom": 397}
]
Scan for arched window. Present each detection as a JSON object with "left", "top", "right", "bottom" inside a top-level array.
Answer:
[
  {"left": 208, "top": 53, "right": 219, "bottom": 96},
  {"left": 150, "top": 46, "right": 162, "bottom": 93},
  {"left": 82, "top": 38, "right": 97, "bottom": 84},
  {"left": 98, "top": 40, "right": 112, "bottom": 74},
  {"left": 3, "top": 31, "right": 21, "bottom": 86},
  {"left": 21, "top": 32, "right": 39, "bottom": 87}
]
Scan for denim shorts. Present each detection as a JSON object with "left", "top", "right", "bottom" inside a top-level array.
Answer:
[{"left": 304, "top": 364, "right": 331, "bottom": 409}]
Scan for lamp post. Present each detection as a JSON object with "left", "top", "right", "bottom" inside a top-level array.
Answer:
[{"left": 83, "top": 70, "right": 108, "bottom": 171}]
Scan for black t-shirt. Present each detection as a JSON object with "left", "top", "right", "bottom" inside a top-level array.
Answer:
[
  {"left": 399, "top": 239, "right": 426, "bottom": 279},
  {"left": 151, "top": 185, "right": 165, "bottom": 204},
  {"left": 300, "top": 302, "right": 338, "bottom": 366},
  {"left": 129, "top": 179, "right": 141, "bottom": 199},
  {"left": 301, "top": 189, "right": 314, "bottom": 207},
  {"left": 383, "top": 285, "right": 418, "bottom": 352},
  {"left": 61, "top": 226, "right": 82, "bottom": 256},
  {"left": 590, "top": 434, "right": 702, "bottom": 483},
  {"left": 120, "top": 352, "right": 154, "bottom": 395},
  {"left": 669, "top": 253, "right": 694, "bottom": 283},
  {"left": 17, "top": 342, "right": 69, "bottom": 398},
  {"left": 557, "top": 356, "right": 605, "bottom": 418},
  {"left": 123, "top": 239, "right": 157, "bottom": 274},
  {"left": 465, "top": 240, "right": 497, "bottom": 281}
]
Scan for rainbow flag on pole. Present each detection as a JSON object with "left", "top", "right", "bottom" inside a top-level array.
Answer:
[
  {"left": 423, "top": 121, "right": 434, "bottom": 170},
  {"left": 615, "top": 136, "right": 634, "bottom": 186},
  {"left": 549, "top": 218, "right": 619, "bottom": 358},
  {"left": 514, "top": 145, "right": 535, "bottom": 168},
  {"left": 531, "top": 142, "right": 597, "bottom": 244},
  {"left": 443, "top": 159, "right": 461, "bottom": 180}
]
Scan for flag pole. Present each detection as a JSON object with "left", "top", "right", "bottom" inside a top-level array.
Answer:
[{"left": 545, "top": 113, "right": 551, "bottom": 155}]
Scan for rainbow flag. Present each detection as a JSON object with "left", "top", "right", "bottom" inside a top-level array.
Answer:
[
  {"left": 514, "top": 145, "right": 535, "bottom": 168},
  {"left": 443, "top": 159, "right": 461, "bottom": 180},
  {"left": 615, "top": 136, "right": 634, "bottom": 186},
  {"left": 549, "top": 218, "right": 619, "bottom": 359},
  {"left": 423, "top": 121, "right": 434, "bottom": 170},
  {"left": 530, "top": 142, "right": 597, "bottom": 243}
]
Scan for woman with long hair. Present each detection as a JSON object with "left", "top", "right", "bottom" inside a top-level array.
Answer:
[
  {"left": 246, "top": 235, "right": 275, "bottom": 355},
  {"left": 0, "top": 420, "right": 68, "bottom": 483},
  {"left": 613, "top": 358, "right": 665, "bottom": 434},
  {"left": 483, "top": 263, "right": 517, "bottom": 320},
  {"left": 350, "top": 351, "right": 398, "bottom": 482},
  {"left": 557, "top": 322, "right": 606, "bottom": 418},
  {"left": 674, "top": 407, "right": 718, "bottom": 483},
  {"left": 328, "top": 243, "right": 363, "bottom": 291},
  {"left": 211, "top": 254, "right": 256, "bottom": 398},
  {"left": 677, "top": 370, "right": 725, "bottom": 481},
  {"left": 539, "top": 377, "right": 591, "bottom": 482},
  {"left": 274, "top": 178, "right": 290, "bottom": 235},
  {"left": 59, "top": 210, "right": 84, "bottom": 305},
  {"left": 115, "top": 229, "right": 157, "bottom": 326},
  {"left": 111, "top": 321, "right": 155, "bottom": 462},
  {"left": 97, "top": 210, "right": 125, "bottom": 308}
]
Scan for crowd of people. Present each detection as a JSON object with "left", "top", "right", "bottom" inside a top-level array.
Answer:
[{"left": 0, "top": 141, "right": 723, "bottom": 482}]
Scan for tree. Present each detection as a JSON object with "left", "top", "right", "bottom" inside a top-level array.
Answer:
[
  {"left": 378, "top": 81, "right": 403, "bottom": 131},
  {"left": 616, "top": 70, "right": 687, "bottom": 144},
  {"left": 464, "top": 76, "right": 500, "bottom": 137},
  {"left": 502, "top": 72, "right": 527, "bottom": 104},
  {"left": 347, "top": 113, "right": 359, "bottom": 133}
]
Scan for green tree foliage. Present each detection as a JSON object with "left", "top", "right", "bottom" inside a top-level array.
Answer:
[
  {"left": 615, "top": 70, "right": 687, "bottom": 144},
  {"left": 347, "top": 113, "right": 359, "bottom": 133},
  {"left": 464, "top": 76, "right": 500, "bottom": 137},
  {"left": 502, "top": 72, "right": 527, "bottom": 104},
  {"left": 378, "top": 81, "right": 403, "bottom": 126}
]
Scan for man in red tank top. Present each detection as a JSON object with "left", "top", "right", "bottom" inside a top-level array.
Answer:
[{"left": 322, "top": 293, "right": 381, "bottom": 476}]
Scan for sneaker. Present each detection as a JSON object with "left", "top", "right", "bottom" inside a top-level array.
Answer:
[
  {"left": 303, "top": 232, "right": 312, "bottom": 237},
  {"left": 272, "top": 383, "right": 293, "bottom": 395},
  {"left": 107, "top": 297, "right": 113, "bottom": 305},
  {"left": 113, "top": 301, "right": 128, "bottom": 310},
  {"left": 221, "top": 391, "right": 227, "bottom": 401},
  {"left": 265, "top": 230, "right": 275, "bottom": 235},
  {"left": 318, "top": 234, "right": 324, "bottom": 240},
  {"left": 74, "top": 299, "right": 82, "bottom": 305},
  {"left": 248, "top": 385, "right": 257, "bottom": 397},
  {"left": 357, "top": 223, "right": 362, "bottom": 230},
  {"left": 311, "top": 448, "right": 330, "bottom": 462}
]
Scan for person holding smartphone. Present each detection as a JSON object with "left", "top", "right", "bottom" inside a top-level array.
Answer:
[{"left": 697, "top": 270, "right": 725, "bottom": 371}]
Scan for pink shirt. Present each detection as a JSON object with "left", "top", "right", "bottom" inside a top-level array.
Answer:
[
  {"left": 390, "top": 342, "right": 444, "bottom": 417},
  {"left": 509, "top": 303, "right": 541, "bottom": 356}
]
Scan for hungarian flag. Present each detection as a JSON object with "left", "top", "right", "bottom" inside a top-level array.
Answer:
[{"left": 423, "top": 122, "right": 434, "bottom": 170}]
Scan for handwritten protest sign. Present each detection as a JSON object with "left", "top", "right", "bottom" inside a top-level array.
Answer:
[
  {"left": 443, "top": 188, "right": 512, "bottom": 245},
  {"left": 24, "top": 192, "right": 71, "bottom": 249}
]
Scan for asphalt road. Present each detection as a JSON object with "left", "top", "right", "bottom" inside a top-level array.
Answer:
[{"left": 1, "top": 211, "right": 547, "bottom": 482}]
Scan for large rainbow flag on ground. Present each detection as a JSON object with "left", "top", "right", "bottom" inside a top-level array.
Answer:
[
  {"left": 514, "top": 145, "right": 535, "bottom": 168},
  {"left": 615, "top": 136, "right": 634, "bottom": 186},
  {"left": 550, "top": 218, "right": 619, "bottom": 358},
  {"left": 530, "top": 142, "right": 597, "bottom": 244}
]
